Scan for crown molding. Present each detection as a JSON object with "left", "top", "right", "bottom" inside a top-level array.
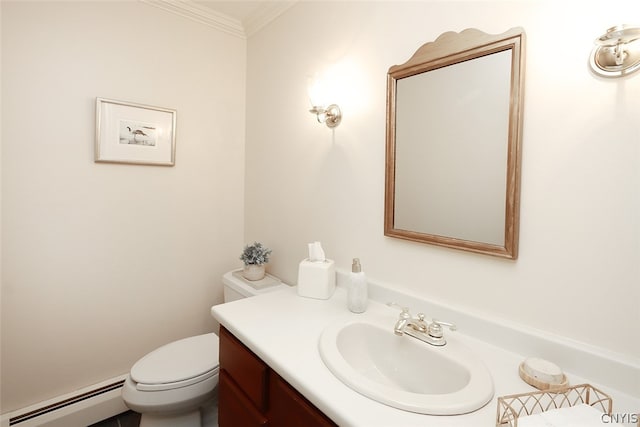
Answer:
[
  {"left": 243, "top": 2, "right": 297, "bottom": 38},
  {"left": 140, "top": 0, "right": 246, "bottom": 39},
  {"left": 140, "top": 0, "right": 297, "bottom": 39}
]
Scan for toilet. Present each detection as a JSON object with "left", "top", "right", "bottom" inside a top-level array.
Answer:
[{"left": 122, "top": 269, "right": 287, "bottom": 427}]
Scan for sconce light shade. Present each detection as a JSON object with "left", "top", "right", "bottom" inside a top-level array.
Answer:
[
  {"left": 590, "top": 24, "right": 640, "bottom": 77},
  {"left": 309, "top": 104, "right": 342, "bottom": 128}
]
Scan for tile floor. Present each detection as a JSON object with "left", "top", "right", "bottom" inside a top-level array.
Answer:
[
  {"left": 89, "top": 397, "right": 218, "bottom": 427},
  {"left": 88, "top": 411, "right": 140, "bottom": 427}
]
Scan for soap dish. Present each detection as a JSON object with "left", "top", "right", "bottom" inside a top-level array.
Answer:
[{"left": 518, "top": 362, "right": 568, "bottom": 390}]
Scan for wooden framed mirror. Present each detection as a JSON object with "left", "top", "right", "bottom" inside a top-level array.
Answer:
[{"left": 384, "top": 28, "right": 525, "bottom": 259}]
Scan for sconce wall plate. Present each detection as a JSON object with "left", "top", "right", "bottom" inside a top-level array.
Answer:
[
  {"left": 590, "top": 24, "right": 640, "bottom": 78},
  {"left": 309, "top": 104, "right": 342, "bottom": 128}
]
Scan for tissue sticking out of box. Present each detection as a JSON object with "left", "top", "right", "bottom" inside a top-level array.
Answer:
[
  {"left": 308, "top": 241, "right": 325, "bottom": 262},
  {"left": 297, "top": 241, "right": 335, "bottom": 299}
]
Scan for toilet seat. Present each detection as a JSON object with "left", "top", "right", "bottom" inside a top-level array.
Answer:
[
  {"left": 131, "top": 333, "right": 219, "bottom": 392},
  {"left": 135, "top": 366, "right": 220, "bottom": 391}
]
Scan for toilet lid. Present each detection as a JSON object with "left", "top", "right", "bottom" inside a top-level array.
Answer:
[{"left": 131, "top": 333, "right": 219, "bottom": 391}]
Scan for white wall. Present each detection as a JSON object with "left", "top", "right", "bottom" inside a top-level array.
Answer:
[
  {"left": 1, "top": 1, "right": 245, "bottom": 412},
  {"left": 245, "top": 0, "right": 639, "bottom": 364},
  {"left": 2, "top": 0, "right": 638, "bottom": 415}
]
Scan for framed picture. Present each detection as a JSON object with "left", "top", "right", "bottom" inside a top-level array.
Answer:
[{"left": 95, "top": 98, "right": 177, "bottom": 166}]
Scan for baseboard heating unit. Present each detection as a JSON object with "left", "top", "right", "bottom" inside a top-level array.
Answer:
[{"left": 1, "top": 375, "right": 129, "bottom": 427}]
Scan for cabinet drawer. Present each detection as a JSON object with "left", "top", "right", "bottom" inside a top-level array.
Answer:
[
  {"left": 219, "top": 327, "right": 269, "bottom": 411},
  {"left": 219, "top": 370, "right": 269, "bottom": 427},
  {"left": 268, "top": 370, "right": 337, "bottom": 427}
]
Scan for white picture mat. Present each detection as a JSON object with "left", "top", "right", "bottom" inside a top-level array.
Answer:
[{"left": 96, "top": 98, "right": 176, "bottom": 165}]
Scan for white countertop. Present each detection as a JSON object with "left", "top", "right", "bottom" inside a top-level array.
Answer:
[{"left": 211, "top": 285, "right": 639, "bottom": 427}]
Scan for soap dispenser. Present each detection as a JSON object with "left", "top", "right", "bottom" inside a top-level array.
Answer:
[{"left": 348, "top": 258, "right": 368, "bottom": 313}]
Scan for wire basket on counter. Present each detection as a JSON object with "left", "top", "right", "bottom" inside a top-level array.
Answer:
[{"left": 496, "top": 383, "right": 613, "bottom": 427}]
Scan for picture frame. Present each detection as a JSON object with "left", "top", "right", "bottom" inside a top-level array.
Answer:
[{"left": 95, "top": 97, "right": 177, "bottom": 166}]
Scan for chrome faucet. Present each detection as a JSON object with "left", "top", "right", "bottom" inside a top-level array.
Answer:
[
  {"left": 392, "top": 306, "right": 413, "bottom": 335},
  {"left": 388, "top": 303, "right": 457, "bottom": 347}
]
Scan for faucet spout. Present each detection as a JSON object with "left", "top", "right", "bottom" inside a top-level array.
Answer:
[
  {"left": 393, "top": 318, "right": 408, "bottom": 335},
  {"left": 391, "top": 305, "right": 412, "bottom": 336}
]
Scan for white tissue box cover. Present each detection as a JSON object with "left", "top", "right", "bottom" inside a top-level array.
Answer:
[{"left": 297, "top": 259, "right": 335, "bottom": 300}]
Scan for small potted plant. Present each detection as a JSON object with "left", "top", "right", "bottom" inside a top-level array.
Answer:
[{"left": 239, "top": 242, "right": 272, "bottom": 281}]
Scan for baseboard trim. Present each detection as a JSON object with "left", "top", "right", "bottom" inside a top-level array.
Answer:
[{"left": 1, "top": 375, "right": 129, "bottom": 427}]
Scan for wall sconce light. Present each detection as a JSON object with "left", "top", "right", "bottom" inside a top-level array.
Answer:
[
  {"left": 309, "top": 104, "right": 342, "bottom": 128},
  {"left": 307, "top": 74, "right": 342, "bottom": 128},
  {"left": 590, "top": 24, "right": 640, "bottom": 77}
]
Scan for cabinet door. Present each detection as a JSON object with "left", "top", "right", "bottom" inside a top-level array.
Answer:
[
  {"left": 219, "top": 327, "right": 269, "bottom": 412},
  {"left": 268, "top": 371, "right": 337, "bottom": 427},
  {"left": 219, "top": 370, "right": 269, "bottom": 427}
]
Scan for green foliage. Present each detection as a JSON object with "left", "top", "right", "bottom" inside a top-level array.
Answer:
[{"left": 239, "top": 242, "right": 272, "bottom": 265}]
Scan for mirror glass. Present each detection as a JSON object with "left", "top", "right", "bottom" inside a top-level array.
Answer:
[{"left": 385, "top": 28, "right": 525, "bottom": 259}]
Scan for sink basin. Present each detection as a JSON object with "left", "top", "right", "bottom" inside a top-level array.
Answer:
[{"left": 319, "top": 315, "right": 494, "bottom": 415}]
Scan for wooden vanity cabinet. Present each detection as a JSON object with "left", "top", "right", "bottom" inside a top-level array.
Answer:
[
  {"left": 219, "top": 326, "right": 337, "bottom": 427},
  {"left": 219, "top": 370, "right": 268, "bottom": 427},
  {"left": 268, "top": 370, "right": 337, "bottom": 427}
]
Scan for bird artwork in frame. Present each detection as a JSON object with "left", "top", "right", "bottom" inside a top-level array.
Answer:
[
  {"left": 95, "top": 97, "right": 176, "bottom": 166},
  {"left": 119, "top": 120, "right": 157, "bottom": 147}
]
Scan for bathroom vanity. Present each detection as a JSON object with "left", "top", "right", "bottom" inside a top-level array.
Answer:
[
  {"left": 211, "top": 279, "right": 639, "bottom": 426},
  {"left": 218, "top": 326, "right": 335, "bottom": 427}
]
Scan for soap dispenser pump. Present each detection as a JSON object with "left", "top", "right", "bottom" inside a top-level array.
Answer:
[{"left": 348, "top": 258, "right": 368, "bottom": 313}]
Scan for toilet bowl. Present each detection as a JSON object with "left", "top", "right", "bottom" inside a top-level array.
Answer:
[
  {"left": 122, "top": 333, "right": 219, "bottom": 427},
  {"left": 122, "top": 269, "right": 288, "bottom": 427}
]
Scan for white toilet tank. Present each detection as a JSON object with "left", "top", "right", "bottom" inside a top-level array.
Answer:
[{"left": 222, "top": 269, "right": 289, "bottom": 302}]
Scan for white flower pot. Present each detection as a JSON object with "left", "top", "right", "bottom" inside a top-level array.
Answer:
[{"left": 243, "top": 264, "right": 266, "bottom": 281}]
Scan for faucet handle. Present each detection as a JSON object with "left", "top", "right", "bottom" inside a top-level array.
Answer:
[
  {"left": 387, "top": 302, "right": 410, "bottom": 318},
  {"left": 428, "top": 319, "right": 457, "bottom": 338},
  {"left": 433, "top": 319, "right": 457, "bottom": 331},
  {"left": 413, "top": 313, "right": 429, "bottom": 333},
  {"left": 387, "top": 301, "right": 407, "bottom": 310}
]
